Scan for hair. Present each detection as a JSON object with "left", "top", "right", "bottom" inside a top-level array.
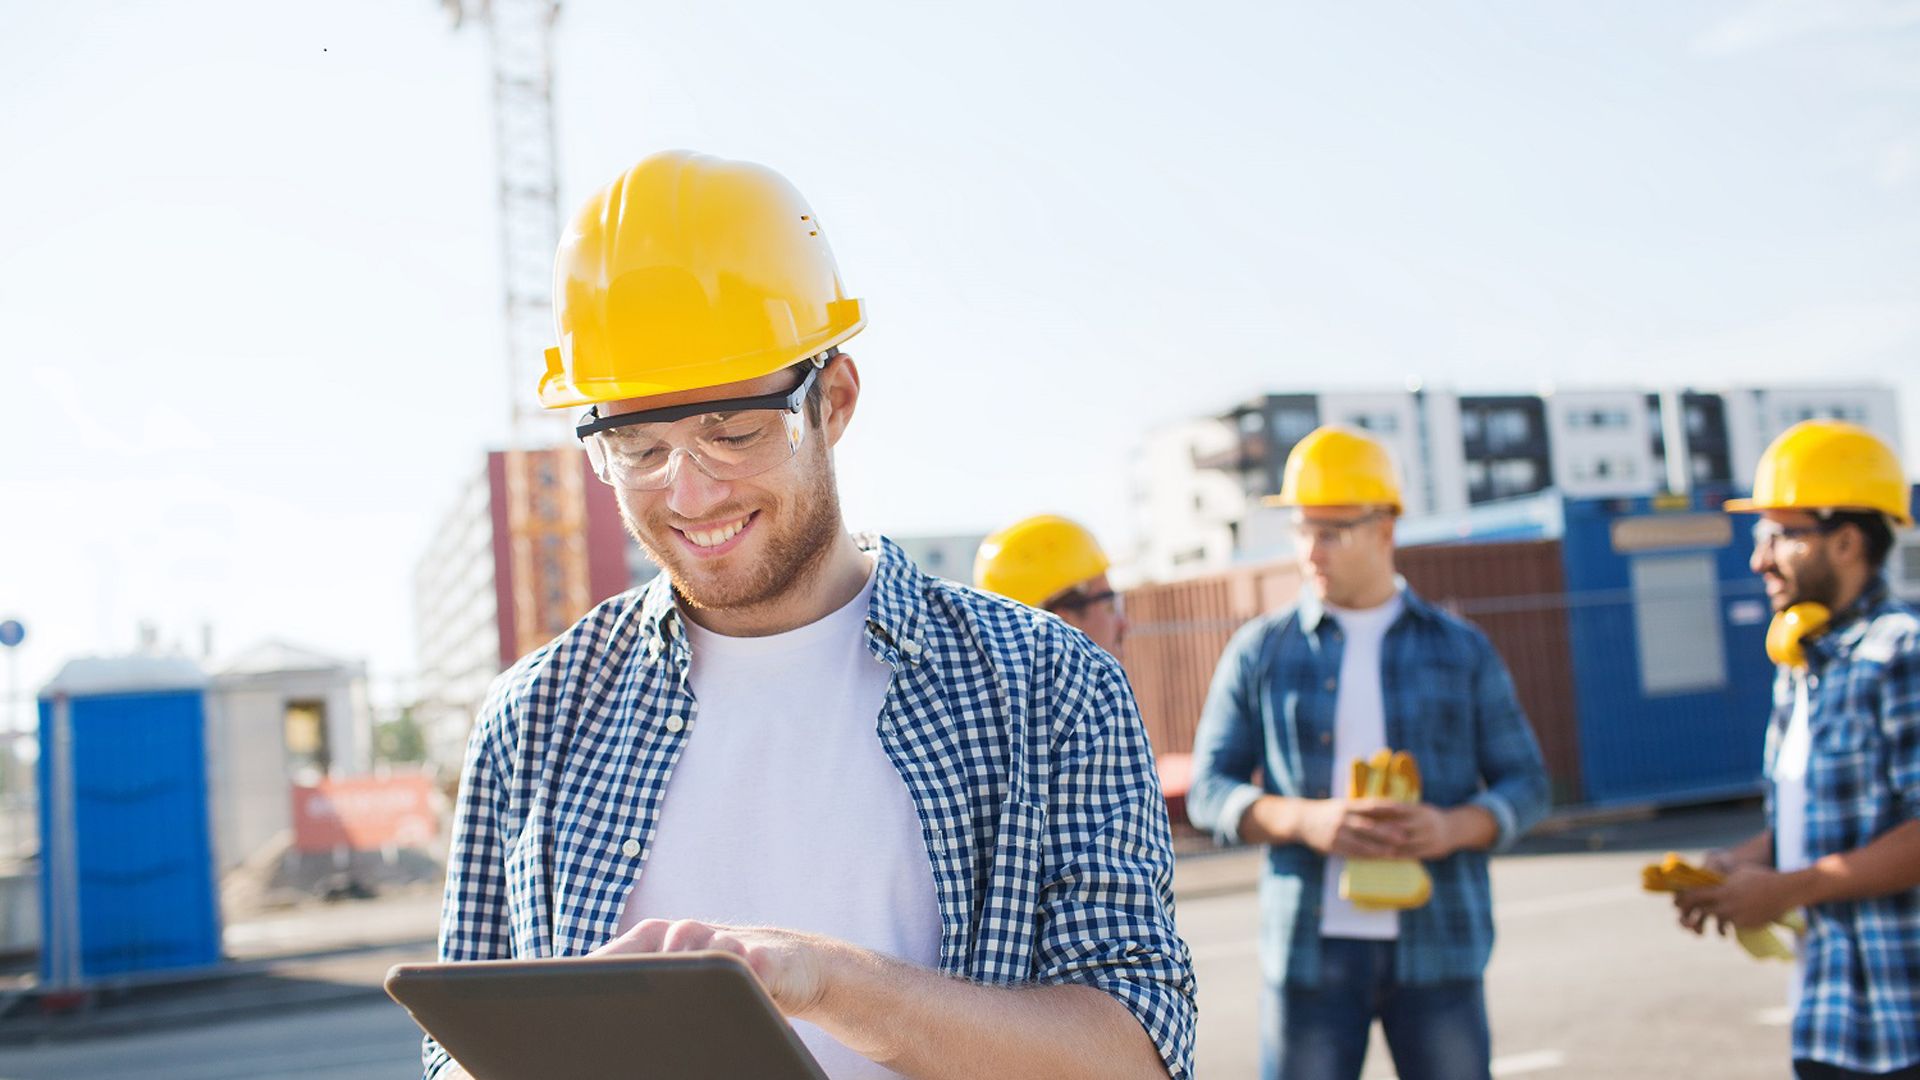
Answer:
[
  {"left": 799, "top": 347, "right": 839, "bottom": 426},
  {"left": 1825, "top": 510, "right": 1895, "bottom": 570}
]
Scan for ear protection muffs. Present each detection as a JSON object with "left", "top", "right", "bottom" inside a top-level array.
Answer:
[{"left": 1766, "top": 602, "right": 1832, "bottom": 668}]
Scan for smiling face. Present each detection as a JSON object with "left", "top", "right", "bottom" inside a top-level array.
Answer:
[
  {"left": 601, "top": 356, "right": 858, "bottom": 619},
  {"left": 1750, "top": 509, "right": 1842, "bottom": 613}
]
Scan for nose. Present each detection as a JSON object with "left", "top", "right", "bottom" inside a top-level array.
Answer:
[
  {"left": 1750, "top": 541, "right": 1772, "bottom": 576},
  {"left": 661, "top": 450, "right": 732, "bottom": 520}
]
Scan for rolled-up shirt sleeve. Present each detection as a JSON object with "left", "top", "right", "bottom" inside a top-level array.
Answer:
[
  {"left": 1465, "top": 630, "right": 1550, "bottom": 851},
  {"left": 1031, "top": 646, "right": 1197, "bottom": 1079},
  {"left": 422, "top": 686, "right": 518, "bottom": 1080},
  {"left": 1187, "top": 619, "right": 1273, "bottom": 847}
]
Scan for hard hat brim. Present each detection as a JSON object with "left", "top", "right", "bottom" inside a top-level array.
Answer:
[{"left": 1722, "top": 496, "right": 1913, "bottom": 527}]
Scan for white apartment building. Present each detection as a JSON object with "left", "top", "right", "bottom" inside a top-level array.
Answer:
[{"left": 1133, "top": 383, "right": 1901, "bottom": 580}]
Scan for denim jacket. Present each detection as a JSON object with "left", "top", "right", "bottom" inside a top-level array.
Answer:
[{"left": 1188, "top": 583, "right": 1550, "bottom": 987}]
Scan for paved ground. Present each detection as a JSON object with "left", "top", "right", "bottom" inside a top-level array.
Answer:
[
  {"left": 1185, "top": 802, "right": 1789, "bottom": 1078},
  {"left": 0, "top": 802, "right": 1798, "bottom": 1079}
]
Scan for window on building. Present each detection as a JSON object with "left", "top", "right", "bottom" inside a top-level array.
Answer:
[
  {"left": 1573, "top": 409, "right": 1627, "bottom": 430},
  {"left": 1351, "top": 413, "right": 1400, "bottom": 434},
  {"left": 1491, "top": 457, "right": 1539, "bottom": 495},
  {"left": 284, "top": 699, "right": 331, "bottom": 780},
  {"left": 1274, "top": 409, "right": 1318, "bottom": 442},
  {"left": 1487, "top": 409, "right": 1532, "bottom": 451},
  {"left": 1460, "top": 411, "right": 1483, "bottom": 441}
]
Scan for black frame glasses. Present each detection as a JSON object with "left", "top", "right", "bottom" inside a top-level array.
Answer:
[
  {"left": 573, "top": 350, "right": 832, "bottom": 441},
  {"left": 1048, "top": 588, "right": 1121, "bottom": 614}
]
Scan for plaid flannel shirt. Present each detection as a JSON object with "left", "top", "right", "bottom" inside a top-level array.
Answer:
[
  {"left": 1187, "top": 583, "right": 1550, "bottom": 988},
  {"left": 1765, "top": 577, "right": 1920, "bottom": 1074},
  {"left": 425, "top": 534, "right": 1196, "bottom": 1079}
]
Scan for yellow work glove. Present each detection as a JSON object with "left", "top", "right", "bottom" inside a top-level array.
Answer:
[
  {"left": 1641, "top": 852, "right": 1807, "bottom": 961},
  {"left": 1342, "top": 750, "right": 1433, "bottom": 912}
]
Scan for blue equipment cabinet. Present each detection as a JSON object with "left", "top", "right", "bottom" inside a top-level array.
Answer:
[{"left": 1557, "top": 493, "right": 1776, "bottom": 806}]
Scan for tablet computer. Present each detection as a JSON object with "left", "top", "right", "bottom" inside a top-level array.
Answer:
[{"left": 386, "top": 952, "right": 829, "bottom": 1079}]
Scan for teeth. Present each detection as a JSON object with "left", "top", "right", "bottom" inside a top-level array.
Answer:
[{"left": 684, "top": 518, "right": 747, "bottom": 548}]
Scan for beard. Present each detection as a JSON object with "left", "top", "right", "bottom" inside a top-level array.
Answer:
[
  {"left": 1772, "top": 548, "right": 1840, "bottom": 611},
  {"left": 620, "top": 441, "right": 844, "bottom": 616}
]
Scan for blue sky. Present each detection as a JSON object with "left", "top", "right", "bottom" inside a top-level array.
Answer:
[{"left": 3, "top": 0, "right": 1917, "bottom": 704}]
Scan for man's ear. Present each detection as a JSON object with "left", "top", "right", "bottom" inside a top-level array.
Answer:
[
  {"left": 818, "top": 352, "right": 861, "bottom": 447},
  {"left": 1830, "top": 521, "right": 1864, "bottom": 566}
]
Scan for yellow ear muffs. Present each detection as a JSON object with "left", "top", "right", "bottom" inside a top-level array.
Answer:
[{"left": 1766, "top": 602, "right": 1832, "bottom": 668}]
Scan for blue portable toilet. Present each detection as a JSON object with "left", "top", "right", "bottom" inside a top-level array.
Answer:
[{"left": 38, "top": 656, "right": 223, "bottom": 987}]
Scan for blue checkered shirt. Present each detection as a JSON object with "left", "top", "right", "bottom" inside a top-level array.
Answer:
[
  {"left": 424, "top": 535, "right": 1196, "bottom": 1079},
  {"left": 1186, "top": 584, "right": 1550, "bottom": 988},
  {"left": 1765, "top": 578, "right": 1920, "bottom": 1074}
]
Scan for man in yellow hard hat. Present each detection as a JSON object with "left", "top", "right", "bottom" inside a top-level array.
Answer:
[
  {"left": 427, "top": 152, "right": 1193, "bottom": 1080},
  {"left": 974, "top": 515, "right": 1129, "bottom": 659},
  {"left": 1187, "top": 425, "right": 1549, "bottom": 1080},
  {"left": 1673, "top": 420, "right": 1920, "bottom": 1080}
]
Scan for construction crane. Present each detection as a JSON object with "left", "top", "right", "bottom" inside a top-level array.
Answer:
[
  {"left": 441, "top": 0, "right": 594, "bottom": 662},
  {"left": 441, "top": 0, "right": 564, "bottom": 441}
]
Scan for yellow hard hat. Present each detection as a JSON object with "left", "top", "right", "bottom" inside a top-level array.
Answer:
[
  {"left": 538, "top": 150, "right": 868, "bottom": 409},
  {"left": 1724, "top": 420, "right": 1911, "bottom": 526},
  {"left": 973, "top": 516, "right": 1111, "bottom": 609},
  {"left": 1264, "top": 425, "right": 1404, "bottom": 512}
]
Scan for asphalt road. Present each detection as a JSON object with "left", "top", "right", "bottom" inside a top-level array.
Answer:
[{"left": 0, "top": 803, "right": 1795, "bottom": 1079}]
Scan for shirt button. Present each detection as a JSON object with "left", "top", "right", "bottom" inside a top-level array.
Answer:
[
  {"left": 621, "top": 838, "right": 641, "bottom": 859},
  {"left": 1320, "top": 732, "right": 1332, "bottom": 746},
  {"left": 902, "top": 639, "right": 923, "bottom": 659},
  {"left": 1324, "top": 678, "right": 1337, "bottom": 692},
  {"left": 664, "top": 715, "right": 686, "bottom": 734}
]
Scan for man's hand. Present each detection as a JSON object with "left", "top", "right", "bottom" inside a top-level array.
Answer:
[
  {"left": 591, "top": 918, "right": 840, "bottom": 1020},
  {"left": 1702, "top": 843, "right": 1767, "bottom": 877},
  {"left": 1290, "top": 797, "right": 1409, "bottom": 858},
  {"left": 1673, "top": 865, "right": 1805, "bottom": 934},
  {"left": 1363, "top": 802, "right": 1457, "bottom": 861}
]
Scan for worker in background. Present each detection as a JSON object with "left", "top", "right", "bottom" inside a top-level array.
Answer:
[
  {"left": 974, "top": 515, "right": 1129, "bottom": 659},
  {"left": 1187, "top": 424, "right": 1550, "bottom": 1080},
  {"left": 1675, "top": 420, "right": 1920, "bottom": 1080},
  {"left": 425, "top": 151, "right": 1195, "bottom": 1080}
]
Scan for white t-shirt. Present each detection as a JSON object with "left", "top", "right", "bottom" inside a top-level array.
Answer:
[
  {"left": 1774, "top": 672, "right": 1814, "bottom": 1012},
  {"left": 1319, "top": 591, "right": 1407, "bottom": 941},
  {"left": 618, "top": 568, "right": 942, "bottom": 1079},
  {"left": 1774, "top": 673, "right": 1814, "bottom": 876}
]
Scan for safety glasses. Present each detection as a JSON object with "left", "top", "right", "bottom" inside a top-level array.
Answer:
[{"left": 575, "top": 356, "right": 825, "bottom": 491}]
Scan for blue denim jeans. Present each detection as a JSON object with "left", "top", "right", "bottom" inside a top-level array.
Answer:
[{"left": 1261, "top": 938, "right": 1491, "bottom": 1080}]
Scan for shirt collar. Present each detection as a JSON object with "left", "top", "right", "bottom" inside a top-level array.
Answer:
[
  {"left": 633, "top": 532, "right": 930, "bottom": 665},
  {"left": 1298, "top": 575, "right": 1430, "bottom": 633},
  {"left": 1803, "top": 575, "right": 1893, "bottom": 666}
]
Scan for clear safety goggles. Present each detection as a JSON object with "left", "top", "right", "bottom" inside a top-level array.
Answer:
[
  {"left": 1289, "top": 509, "right": 1389, "bottom": 550},
  {"left": 1749, "top": 516, "right": 1839, "bottom": 558},
  {"left": 575, "top": 355, "right": 826, "bottom": 491}
]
